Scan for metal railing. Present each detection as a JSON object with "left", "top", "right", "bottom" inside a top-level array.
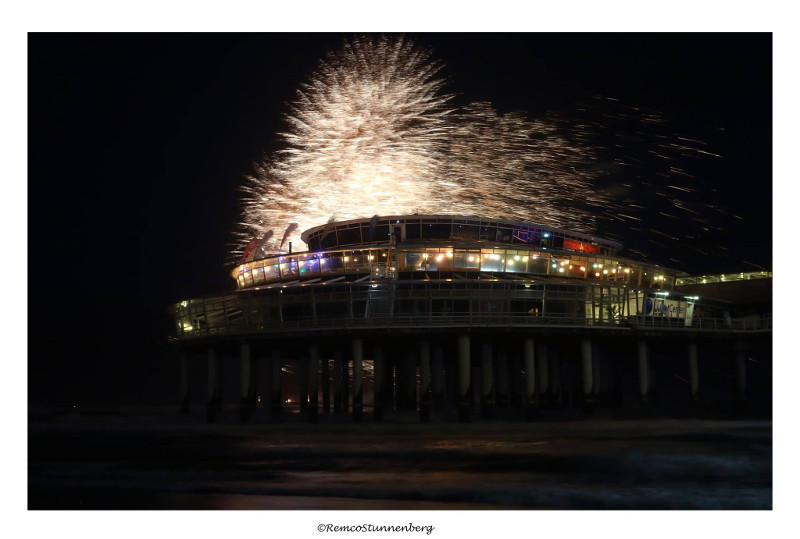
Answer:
[
  {"left": 174, "top": 307, "right": 773, "bottom": 340},
  {"left": 676, "top": 271, "right": 772, "bottom": 286},
  {"left": 630, "top": 315, "right": 772, "bottom": 331}
]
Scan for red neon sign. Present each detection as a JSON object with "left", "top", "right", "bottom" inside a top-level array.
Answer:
[{"left": 563, "top": 239, "right": 600, "bottom": 253}]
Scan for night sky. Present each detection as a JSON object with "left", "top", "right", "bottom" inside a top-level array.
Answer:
[{"left": 27, "top": 33, "right": 771, "bottom": 408}]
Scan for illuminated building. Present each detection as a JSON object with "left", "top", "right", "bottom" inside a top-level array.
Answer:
[{"left": 171, "top": 215, "right": 771, "bottom": 423}]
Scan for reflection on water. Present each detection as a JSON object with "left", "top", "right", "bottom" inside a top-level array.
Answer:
[{"left": 29, "top": 415, "right": 772, "bottom": 510}]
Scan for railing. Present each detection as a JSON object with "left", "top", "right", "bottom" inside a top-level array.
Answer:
[
  {"left": 630, "top": 315, "right": 772, "bottom": 331},
  {"left": 174, "top": 308, "right": 773, "bottom": 340},
  {"left": 676, "top": 271, "right": 772, "bottom": 286}
]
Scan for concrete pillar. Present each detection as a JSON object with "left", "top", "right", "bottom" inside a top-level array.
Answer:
[
  {"left": 592, "top": 346, "right": 601, "bottom": 397},
  {"left": 399, "top": 349, "right": 416, "bottom": 412},
  {"left": 496, "top": 349, "right": 510, "bottom": 408},
  {"left": 481, "top": 342, "right": 494, "bottom": 418},
  {"left": 333, "top": 350, "right": 344, "bottom": 414},
  {"left": 373, "top": 345, "right": 385, "bottom": 421},
  {"left": 270, "top": 349, "right": 282, "bottom": 417},
  {"left": 580, "top": 339, "right": 593, "bottom": 406},
  {"left": 299, "top": 357, "right": 308, "bottom": 414},
  {"left": 637, "top": 341, "right": 649, "bottom": 402},
  {"left": 458, "top": 335, "right": 471, "bottom": 422},
  {"left": 734, "top": 349, "right": 747, "bottom": 401},
  {"left": 688, "top": 342, "right": 699, "bottom": 401},
  {"left": 179, "top": 353, "right": 189, "bottom": 415},
  {"left": 342, "top": 351, "right": 350, "bottom": 414},
  {"left": 432, "top": 346, "right": 444, "bottom": 411},
  {"left": 352, "top": 339, "right": 363, "bottom": 422},
  {"left": 512, "top": 353, "right": 524, "bottom": 408},
  {"left": 419, "top": 340, "right": 431, "bottom": 422},
  {"left": 407, "top": 349, "right": 417, "bottom": 412},
  {"left": 322, "top": 356, "right": 331, "bottom": 415},
  {"left": 239, "top": 343, "right": 256, "bottom": 423},
  {"left": 536, "top": 343, "right": 548, "bottom": 398},
  {"left": 206, "top": 348, "right": 221, "bottom": 423},
  {"left": 524, "top": 338, "right": 536, "bottom": 420},
  {"left": 307, "top": 344, "right": 319, "bottom": 423},
  {"left": 391, "top": 361, "right": 399, "bottom": 412},
  {"left": 446, "top": 351, "right": 458, "bottom": 408},
  {"left": 550, "top": 347, "right": 562, "bottom": 407},
  {"left": 472, "top": 363, "right": 481, "bottom": 409}
]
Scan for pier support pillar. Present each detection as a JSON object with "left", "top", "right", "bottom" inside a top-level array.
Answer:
[
  {"left": 432, "top": 346, "right": 444, "bottom": 412},
  {"left": 270, "top": 349, "right": 282, "bottom": 418},
  {"left": 307, "top": 344, "right": 319, "bottom": 423},
  {"left": 496, "top": 349, "right": 510, "bottom": 408},
  {"left": 352, "top": 339, "right": 363, "bottom": 422},
  {"left": 536, "top": 343, "right": 548, "bottom": 402},
  {"left": 419, "top": 340, "right": 431, "bottom": 422},
  {"left": 299, "top": 358, "right": 308, "bottom": 414},
  {"left": 322, "top": 355, "right": 331, "bottom": 415},
  {"left": 404, "top": 349, "right": 417, "bottom": 412},
  {"left": 342, "top": 351, "right": 350, "bottom": 415},
  {"left": 239, "top": 343, "right": 256, "bottom": 423},
  {"left": 481, "top": 343, "right": 494, "bottom": 418},
  {"left": 524, "top": 338, "right": 536, "bottom": 421},
  {"left": 206, "top": 348, "right": 221, "bottom": 423},
  {"left": 374, "top": 346, "right": 385, "bottom": 421},
  {"left": 688, "top": 343, "right": 699, "bottom": 402},
  {"left": 179, "top": 353, "right": 189, "bottom": 415},
  {"left": 550, "top": 347, "right": 562, "bottom": 407},
  {"left": 637, "top": 341, "right": 650, "bottom": 403},
  {"left": 592, "top": 345, "right": 601, "bottom": 398},
  {"left": 581, "top": 339, "right": 593, "bottom": 404},
  {"left": 333, "top": 350, "right": 344, "bottom": 414},
  {"left": 458, "top": 335, "right": 471, "bottom": 422}
]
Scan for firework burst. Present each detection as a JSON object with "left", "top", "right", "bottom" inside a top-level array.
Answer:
[
  {"left": 235, "top": 35, "right": 723, "bottom": 267},
  {"left": 237, "top": 35, "right": 453, "bottom": 255}
]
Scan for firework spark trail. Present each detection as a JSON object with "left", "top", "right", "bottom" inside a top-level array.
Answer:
[
  {"left": 235, "top": 35, "right": 725, "bottom": 267},
  {"left": 441, "top": 102, "right": 608, "bottom": 229},
  {"left": 575, "top": 97, "right": 731, "bottom": 266}
]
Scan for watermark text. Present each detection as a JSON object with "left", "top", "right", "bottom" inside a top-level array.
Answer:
[{"left": 318, "top": 523, "right": 434, "bottom": 535}]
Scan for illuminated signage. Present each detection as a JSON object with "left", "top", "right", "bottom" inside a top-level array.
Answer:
[{"left": 563, "top": 239, "right": 600, "bottom": 253}]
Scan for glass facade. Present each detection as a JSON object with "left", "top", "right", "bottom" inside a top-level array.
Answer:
[
  {"left": 233, "top": 243, "right": 681, "bottom": 291},
  {"left": 229, "top": 215, "right": 684, "bottom": 291},
  {"left": 302, "top": 215, "right": 618, "bottom": 255}
]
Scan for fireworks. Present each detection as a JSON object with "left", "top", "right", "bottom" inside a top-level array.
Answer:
[
  {"left": 235, "top": 35, "right": 724, "bottom": 267},
  {"left": 237, "top": 35, "right": 453, "bottom": 256}
]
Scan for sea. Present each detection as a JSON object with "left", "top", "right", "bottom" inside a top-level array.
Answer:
[{"left": 28, "top": 406, "right": 772, "bottom": 511}]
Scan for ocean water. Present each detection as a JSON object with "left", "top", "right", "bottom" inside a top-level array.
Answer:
[{"left": 28, "top": 411, "right": 771, "bottom": 510}]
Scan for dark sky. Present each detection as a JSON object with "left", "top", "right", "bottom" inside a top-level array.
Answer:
[{"left": 28, "top": 33, "right": 771, "bottom": 407}]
